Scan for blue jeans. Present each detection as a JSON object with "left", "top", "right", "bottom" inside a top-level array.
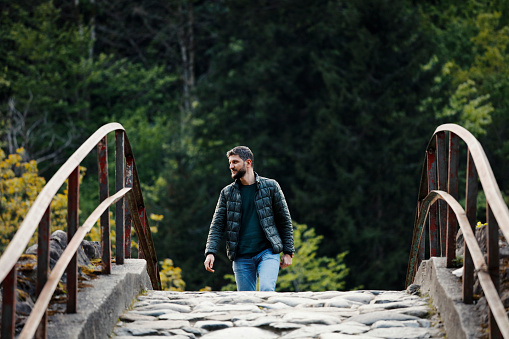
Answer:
[{"left": 232, "top": 248, "right": 280, "bottom": 291}]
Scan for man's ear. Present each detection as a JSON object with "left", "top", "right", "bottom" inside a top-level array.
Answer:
[{"left": 246, "top": 159, "right": 252, "bottom": 168}]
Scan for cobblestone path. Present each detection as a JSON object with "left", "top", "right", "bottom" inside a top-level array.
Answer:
[{"left": 112, "top": 290, "right": 445, "bottom": 338}]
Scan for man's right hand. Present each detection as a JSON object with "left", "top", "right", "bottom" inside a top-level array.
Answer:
[{"left": 204, "top": 254, "right": 215, "bottom": 273}]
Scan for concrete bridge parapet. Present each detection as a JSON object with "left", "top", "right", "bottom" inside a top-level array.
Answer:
[
  {"left": 414, "top": 257, "right": 483, "bottom": 338},
  {"left": 47, "top": 259, "right": 151, "bottom": 339}
]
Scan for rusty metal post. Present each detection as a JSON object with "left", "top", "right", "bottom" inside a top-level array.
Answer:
[
  {"left": 417, "top": 201, "right": 425, "bottom": 266},
  {"left": 98, "top": 136, "right": 111, "bottom": 274},
  {"left": 67, "top": 167, "right": 79, "bottom": 313},
  {"left": 124, "top": 201, "right": 132, "bottom": 259},
  {"left": 138, "top": 207, "right": 146, "bottom": 259},
  {"left": 463, "top": 150, "right": 478, "bottom": 304},
  {"left": 427, "top": 147, "right": 439, "bottom": 257},
  {"left": 436, "top": 132, "right": 448, "bottom": 256},
  {"left": 1, "top": 265, "right": 16, "bottom": 339},
  {"left": 125, "top": 156, "right": 134, "bottom": 258},
  {"left": 446, "top": 132, "right": 459, "bottom": 267},
  {"left": 487, "top": 203, "right": 501, "bottom": 339},
  {"left": 115, "top": 131, "right": 125, "bottom": 265},
  {"left": 36, "top": 206, "right": 51, "bottom": 338}
]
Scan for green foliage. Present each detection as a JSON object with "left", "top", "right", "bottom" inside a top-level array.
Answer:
[
  {"left": 87, "top": 55, "right": 179, "bottom": 128},
  {"left": 221, "top": 222, "right": 350, "bottom": 292},
  {"left": 277, "top": 223, "right": 349, "bottom": 292},
  {"left": 452, "top": 256, "right": 463, "bottom": 268},
  {"left": 0, "top": 148, "right": 46, "bottom": 253},
  {"left": 0, "top": 1, "right": 179, "bottom": 176},
  {"left": 159, "top": 258, "right": 186, "bottom": 291},
  {"left": 0, "top": 148, "right": 82, "bottom": 255},
  {"left": 0, "top": 2, "right": 94, "bottom": 168},
  {"left": 187, "top": 0, "right": 438, "bottom": 291},
  {"left": 5, "top": 0, "right": 509, "bottom": 293},
  {"left": 421, "top": 6, "right": 508, "bottom": 137},
  {"left": 220, "top": 274, "right": 237, "bottom": 292},
  {"left": 437, "top": 78, "right": 493, "bottom": 136},
  {"left": 419, "top": 0, "right": 509, "bottom": 212}
]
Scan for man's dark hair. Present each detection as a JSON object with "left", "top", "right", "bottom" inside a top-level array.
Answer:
[{"left": 226, "top": 146, "right": 254, "bottom": 164}]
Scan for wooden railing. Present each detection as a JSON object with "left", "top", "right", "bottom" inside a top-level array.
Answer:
[
  {"left": 0, "top": 123, "right": 161, "bottom": 339},
  {"left": 407, "top": 123, "right": 509, "bottom": 339}
]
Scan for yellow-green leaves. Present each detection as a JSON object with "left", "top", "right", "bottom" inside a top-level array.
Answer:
[
  {"left": 0, "top": 148, "right": 46, "bottom": 253},
  {"left": 438, "top": 79, "right": 493, "bottom": 136},
  {"left": 278, "top": 222, "right": 349, "bottom": 292},
  {"left": 159, "top": 258, "right": 186, "bottom": 291},
  {"left": 0, "top": 149, "right": 89, "bottom": 255}
]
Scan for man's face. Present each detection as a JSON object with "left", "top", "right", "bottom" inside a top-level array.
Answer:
[{"left": 229, "top": 155, "right": 247, "bottom": 180}]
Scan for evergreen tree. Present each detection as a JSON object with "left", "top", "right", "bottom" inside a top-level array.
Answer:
[
  {"left": 277, "top": 223, "right": 349, "bottom": 292},
  {"left": 419, "top": 0, "right": 509, "bottom": 195},
  {"left": 6, "top": 0, "right": 496, "bottom": 292},
  {"left": 0, "top": 2, "right": 94, "bottom": 171},
  {"left": 191, "top": 0, "right": 437, "bottom": 289}
]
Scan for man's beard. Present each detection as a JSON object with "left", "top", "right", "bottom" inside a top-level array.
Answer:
[{"left": 232, "top": 164, "right": 247, "bottom": 180}]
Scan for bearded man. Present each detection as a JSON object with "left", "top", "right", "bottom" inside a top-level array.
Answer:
[{"left": 204, "top": 146, "right": 295, "bottom": 291}]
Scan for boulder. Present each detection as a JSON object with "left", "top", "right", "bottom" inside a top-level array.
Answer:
[{"left": 8, "top": 230, "right": 103, "bottom": 334}]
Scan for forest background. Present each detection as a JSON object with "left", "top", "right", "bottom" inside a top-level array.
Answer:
[{"left": 2, "top": 0, "right": 509, "bottom": 292}]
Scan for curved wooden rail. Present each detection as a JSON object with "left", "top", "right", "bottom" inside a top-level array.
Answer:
[
  {"left": 414, "top": 190, "right": 509, "bottom": 337},
  {"left": 407, "top": 123, "right": 509, "bottom": 338},
  {"left": 19, "top": 188, "right": 130, "bottom": 339},
  {"left": 0, "top": 123, "right": 161, "bottom": 339},
  {"left": 435, "top": 124, "right": 509, "bottom": 243},
  {"left": 0, "top": 123, "right": 124, "bottom": 283}
]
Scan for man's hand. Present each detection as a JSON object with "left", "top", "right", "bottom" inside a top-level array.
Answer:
[
  {"left": 204, "top": 254, "right": 215, "bottom": 273},
  {"left": 280, "top": 254, "right": 293, "bottom": 269}
]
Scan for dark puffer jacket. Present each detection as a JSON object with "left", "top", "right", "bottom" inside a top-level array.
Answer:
[{"left": 205, "top": 173, "right": 294, "bottom": 261}]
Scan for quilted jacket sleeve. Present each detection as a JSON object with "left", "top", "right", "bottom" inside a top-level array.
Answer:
[
  {"left": 272, "top": 181, "right": 295, "bottom": 255},
  {"left": 204, "top": 188, "right": 227, "bottom": 256}
]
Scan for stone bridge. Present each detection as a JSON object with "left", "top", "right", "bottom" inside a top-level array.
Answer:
[
  {"left": 112, "top": 289, "right": 442, "bottom": 339},
  {"left": 2, "top": 123, "right": 502, "bottom": 339},
  {"left": 43, "top": 258, "right": 483, "bottom": 339}
]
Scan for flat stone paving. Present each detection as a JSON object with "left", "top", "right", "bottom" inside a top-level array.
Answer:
[{"left": 112, "top": 290, "right": 445, "bottom": 338}]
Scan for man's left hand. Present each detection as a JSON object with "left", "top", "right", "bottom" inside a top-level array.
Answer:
[{"left": 280, "top": 254, "right": 293, "bottom": 269}]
